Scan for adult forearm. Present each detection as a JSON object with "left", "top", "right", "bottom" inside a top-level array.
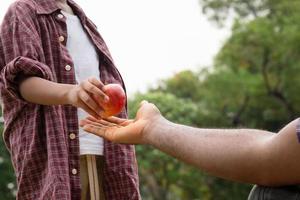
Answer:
[
  {"left": 144, "top": 117, "right": 275, "bottom": 185},
  {"left": 19, "top": 77, "right": 73, "bottom": 105}
]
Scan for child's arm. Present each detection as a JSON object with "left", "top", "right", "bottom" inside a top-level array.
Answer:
[{"left": 20, "top": 76, "right": 108, "bottom": 119}]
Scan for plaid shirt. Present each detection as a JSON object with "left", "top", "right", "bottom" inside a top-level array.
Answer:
[{"left": 0, "top": 0, "right": 140, "bottom": 199}]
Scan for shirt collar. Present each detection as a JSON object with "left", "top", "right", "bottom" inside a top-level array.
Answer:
[
  {"left": 35, "top": 0, "right": 60, "bottom": 15},
  {"left": 35, "top": 0, "right": 83, "bottom": 16}
]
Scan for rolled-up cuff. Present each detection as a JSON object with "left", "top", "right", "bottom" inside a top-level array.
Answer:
[
  {"left": 248, "top": 185, "right": 300, "bottom": 200},
  {"left": 1, "top": 56, "right": 54, "bottom": 101}
]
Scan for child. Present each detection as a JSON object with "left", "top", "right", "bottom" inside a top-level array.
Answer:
[{"left": 0, "top": 0, "right": 140, "bottom": 199}]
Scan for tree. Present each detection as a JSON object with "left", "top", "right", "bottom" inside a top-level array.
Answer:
[
  {"left": 202, "top": 0, "right": 300, "bottom": 123},
  {"left": 131, "top": 1, "right": 300, "bottom": 199},
  {"left": 129, "top": 90, "right": 252, "bottom": 199}
]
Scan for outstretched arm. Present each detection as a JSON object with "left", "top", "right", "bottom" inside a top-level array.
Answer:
[
  {"left": 80, "top": 101, "right": 300, "bottom": 186},
  {"left": 20, "top": 76, "right": 108, "bottom": 119}
]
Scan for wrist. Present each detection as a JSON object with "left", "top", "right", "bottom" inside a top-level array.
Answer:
[
  {"left": 61, "top": 84, "right": 76, "bottom": 105},
  {"left": 142, "top": 116, "right": 169, "bottom": 145}
]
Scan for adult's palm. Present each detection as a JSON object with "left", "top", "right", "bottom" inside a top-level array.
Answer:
[{"left": 80, "top": 101, "right": 161, "bottom": 144}]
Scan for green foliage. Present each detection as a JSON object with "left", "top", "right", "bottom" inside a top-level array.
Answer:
[
  {"left": 129, "top": 92, "right": 215, "bottom": 200},
  {"left": 155, "top": 70, "right": 203, "bottom": 102},
  {"left": 199, "top": 0, "right": 267, "bottom": 26},
  {"left": 128, "top": 0, "right": 300, "bottom": 199},
  {"left": 0, "top": 125, "right": 16, "bottom": 200},
  {"left": 129, "top": 75, "right": 253, "bottom": 200},
  {"left": 129, "top": 92, "right": 199, "bottom": 126},
  {"left": 199, "top": 0, "right": 300, "bottom": 26},
  {"left": 214, "top": 0, "right": 300, "bottom": 123}
]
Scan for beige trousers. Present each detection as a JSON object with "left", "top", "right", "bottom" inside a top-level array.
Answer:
[{"left": 80, "top": 155, "right": 105, "bottom": 200}]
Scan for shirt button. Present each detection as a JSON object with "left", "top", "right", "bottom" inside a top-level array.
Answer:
[
  {"left": 57, "top": 14, "right": 64, "bottom": 19},
  {"left": 65, "top": 65, "right": 71, "bottom": 71},
  {"left": 59, "top": 36, "right": 65, "bottom": 42},
  {"left": 71, "top": 168, "right": 77, "bottom": 175},
  {"left": 69, "top": 133, "right": 76, "bottom": 140}
]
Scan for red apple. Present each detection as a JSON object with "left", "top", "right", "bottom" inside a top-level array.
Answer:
[{"left": 98, "top": 84, "right": 126, "bottom": 117}]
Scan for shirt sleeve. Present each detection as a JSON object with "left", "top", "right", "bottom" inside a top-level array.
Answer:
[{"left": 0, "top": 2, "right": 54, "bottom": 102}]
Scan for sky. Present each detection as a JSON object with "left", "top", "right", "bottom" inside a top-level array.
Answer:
[{"left": 0, "top": 0, "right": 230, "bottom": 95}]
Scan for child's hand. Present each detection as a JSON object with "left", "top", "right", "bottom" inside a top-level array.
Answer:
[{"left": 67, "top": 77, "right": 109, "bottom": 119}]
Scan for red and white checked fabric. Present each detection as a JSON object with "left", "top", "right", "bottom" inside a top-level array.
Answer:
[{"left": 0, "top": 0, "right": 140, "bottom": 199}]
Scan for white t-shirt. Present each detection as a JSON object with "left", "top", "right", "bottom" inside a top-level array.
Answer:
[{"left": 63, "top": 11, "right": 104, "bottom": 155}]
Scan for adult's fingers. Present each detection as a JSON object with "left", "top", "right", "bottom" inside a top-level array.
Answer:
[
  {"left": 83, "top": 123, "right": 141, "bottom": 144},
  {"left": 86, "top": 115, "right": 129, "bottom": 125},
  {"left": 86, "top": 115, "right": 101, "bottom": 123},
  {"left": 139, "top": 100, "right": 149, "bottom": 107},
  {"left": 105, "top": 117, "right": 134, "bottom": 126},
  {"left": 104, "top": 116, "right": 127, "bottom": 124},
  {"left": 80, "top": 118, "right": 99, "bottom": 127},
  {"left": 98, "top": 119, "right": 124, "bottom": 128},
  {"left": 83, "top": 118, "right": 121, "bottom": 128},
  {"left": 91, "top": 116, "right": 133, "bottom": 126},
  {"left": 81, "top": 117, "right": 123, "bottom": 128},
  {"left": 83, "top": 124, "right": 116, "bottom": 141}
]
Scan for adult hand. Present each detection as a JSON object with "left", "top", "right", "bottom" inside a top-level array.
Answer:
[
  {"left": 67, "top": 77, "right": 109, "bottom": 119},
  {"left": 79, "top": 100, "right": 162, "bottom": 144}
]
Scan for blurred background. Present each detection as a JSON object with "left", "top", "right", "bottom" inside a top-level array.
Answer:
[{"left": 2, "top": 0, "right": 300, "bottom": 199}]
